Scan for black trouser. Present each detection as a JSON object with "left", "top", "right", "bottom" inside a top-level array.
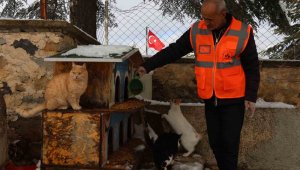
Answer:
[{"left": 205, "top": 102, "right": 245, "bottom": 170}]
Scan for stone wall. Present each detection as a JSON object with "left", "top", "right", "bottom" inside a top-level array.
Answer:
[
  {"left": 0, "top": 32, "right": 76, "bottom": 119},
  {"left": 0, "top": 19, "right": 99, "bottom": 120},
  {"left": 258, "top": 60, "right": 300, "bottom": 106},
  {"left": 0, "top": 19, "right": 99, "bottom": 165},
  {"left": 0, "top": 31, "right": 77, "bottom": 165}
]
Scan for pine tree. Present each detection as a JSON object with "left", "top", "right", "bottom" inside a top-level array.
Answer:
[
  {"left": 0, "top": 0, "right": 27, "bottom": 18},
  {"left": 263, "top": 0, "right": 299, "bottom": 59},
  {"left": 0, "top": 0, "right": 117, "bottom": 37}
]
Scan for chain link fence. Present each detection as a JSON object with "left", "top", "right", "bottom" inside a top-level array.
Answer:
[
  {"left": 97, "top": 2, "right": 194, "bottom": 56},
  {"left": 0, "top": 1, "right": 292, "bottom": 59},
  {"left": 97, "top": 2, "right": 284, "bottom": 58}
]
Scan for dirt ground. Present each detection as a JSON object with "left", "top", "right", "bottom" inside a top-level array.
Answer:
[{"left": 244, "top": 108, "right": 300, "bottom": 170}]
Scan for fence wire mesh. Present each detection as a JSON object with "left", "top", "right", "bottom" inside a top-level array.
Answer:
[
  {"left": 97, "top": 2, "right": 285, "bottom": 58},
  {"left": 0, "top": 1, "right": 294, "bottom": 59},
  {"left": 97, "top": 2, "right": 194, "bottom": 56}
]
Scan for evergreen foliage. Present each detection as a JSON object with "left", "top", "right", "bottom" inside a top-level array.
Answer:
[
  {"left": 262, "top": 0, "right": 299, "bottom": 59},
  {"left": 0, "top": 0, "right": 117, "bottom": 28}
]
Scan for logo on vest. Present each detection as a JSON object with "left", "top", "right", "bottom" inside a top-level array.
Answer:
[
  {"left": 222, "top": 49, "right": 235, "bottom": 63},
  {"left": 198, "top": 45, "right": 211, "bottom": 54}
]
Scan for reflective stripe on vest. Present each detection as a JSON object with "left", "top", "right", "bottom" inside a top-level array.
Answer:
[
  {"left": 195, "top": 58, "right": 241, "bottom": 69},
  {"left": 191, "top": 20, "right": 201, "bottom": 58},
  {"left": 226, "top": 23, "right": 248, "bottom": 56}
]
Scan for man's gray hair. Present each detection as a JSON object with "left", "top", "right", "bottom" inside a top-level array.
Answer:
[{"left": 203, "top": 0, "right": 228, "bottom": 13}]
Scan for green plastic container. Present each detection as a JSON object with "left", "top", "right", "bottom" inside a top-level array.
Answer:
[{"left": 129, "top": 75, "right": 143, "bottom": 95}]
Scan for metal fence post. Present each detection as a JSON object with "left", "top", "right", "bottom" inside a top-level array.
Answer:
[{"left": 104, "top": 0, "right": 109, "bottom": 45}]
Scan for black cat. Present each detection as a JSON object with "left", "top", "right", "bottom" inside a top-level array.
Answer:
[{"left": 145, "top": 124, "right": 181, "bottom": 170}]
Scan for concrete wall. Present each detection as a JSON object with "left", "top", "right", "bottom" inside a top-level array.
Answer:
[{"left": 151, "top": 59, "right": 300, "bottom": 106}]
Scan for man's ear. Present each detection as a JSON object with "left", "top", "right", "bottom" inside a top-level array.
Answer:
[{"left": 221, "top": 9, "right": 227, "bottom": 17}]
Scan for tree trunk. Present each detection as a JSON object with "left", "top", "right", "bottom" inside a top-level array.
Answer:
[{"left": 70, "top": 0, "right": 97, "bottom": 39}]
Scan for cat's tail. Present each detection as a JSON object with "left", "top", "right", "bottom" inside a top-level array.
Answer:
[{"left": 16, "top": 103, "right": 46, "bottom": 118}]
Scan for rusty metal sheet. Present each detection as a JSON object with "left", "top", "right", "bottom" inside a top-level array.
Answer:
[{"left": 42, "top": 111, "right": 102, "bottom": 168}]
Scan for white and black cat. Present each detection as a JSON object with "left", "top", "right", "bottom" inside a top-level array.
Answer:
[
  {"left": 145, "top": 123, "right": 181, "bottom": 170},
  {"left": 162, "top": 99, "right": 202, "bottom": 157}
]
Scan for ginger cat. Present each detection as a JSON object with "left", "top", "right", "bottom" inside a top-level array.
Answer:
[{"left": 17, "top": 63, "right": 88, "bottom": 118}]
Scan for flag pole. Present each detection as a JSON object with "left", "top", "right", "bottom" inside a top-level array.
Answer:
[{"left": 146, "top": 26, "right": 149, "bottom": 57}]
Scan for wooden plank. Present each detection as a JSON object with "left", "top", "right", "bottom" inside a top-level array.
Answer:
[
  {"left": 100, "top": 112, "right": 110, "bottom": 167},
  {"left": 121, "top": 118, "right": 129, "bottom": 145},
  {"left": 112, "top": 123, "right": 120, "bottom": 152}
]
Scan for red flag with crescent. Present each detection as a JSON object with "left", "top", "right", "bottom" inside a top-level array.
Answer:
[{"left": 147, "top": 30, "right": 165, "bottom": 51}]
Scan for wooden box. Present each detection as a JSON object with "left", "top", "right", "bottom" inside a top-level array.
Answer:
[
  {"left": 41, "top": 99, "right": 144, "bottom": 169},
  {"left": 42, "top": 110, "right": 110, "bottom": 169}
]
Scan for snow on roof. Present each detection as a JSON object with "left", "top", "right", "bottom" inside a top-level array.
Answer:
[
  {"left": 62, "top": 45, "right": 133, "bottom": 57},
  {"left": 44, "top": 45, "right": 137, "bottom": 62}
]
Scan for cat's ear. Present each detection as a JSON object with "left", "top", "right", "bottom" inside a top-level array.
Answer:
[
  {"left": 82, "top": 63, "right": 86, "bottom": 69},
  {"left": 175, "top": 99, "right": 181, "bottom": 104},
  {"left": 72, "top": 62, "right": 76, "bottom": 67}
]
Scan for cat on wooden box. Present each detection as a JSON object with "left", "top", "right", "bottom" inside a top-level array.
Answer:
[{"left": 16, "top": 62, "right": 88, "bottom": 118}]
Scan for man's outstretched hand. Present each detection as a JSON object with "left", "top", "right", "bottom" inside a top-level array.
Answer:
[
  {"left": 137, "top": 66, "right": 147, "bottom": 77},
  {"left": 245, "top": 100, "right": 256, "bottom": 118}
]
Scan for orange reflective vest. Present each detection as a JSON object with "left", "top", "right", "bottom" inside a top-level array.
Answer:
[{"left": 190, "top": 17, "right": 251, "bottom": 99}]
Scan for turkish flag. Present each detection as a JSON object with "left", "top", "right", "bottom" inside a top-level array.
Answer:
[{"left": 148, "top": 30, "right": 165, "bottom": 51}]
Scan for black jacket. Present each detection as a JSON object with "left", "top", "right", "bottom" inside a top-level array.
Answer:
[{"left": 142, "top": 14, "right": 260, "bottom": 105}]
